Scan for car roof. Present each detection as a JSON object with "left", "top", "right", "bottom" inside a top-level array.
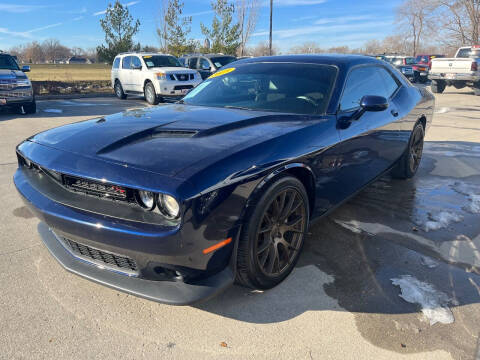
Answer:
[
  {"left": 234, "top": 54, "right": 382, "bottom": 68},
  {"left": 116, "top": 53, "right": 174, "bottom": 57}
]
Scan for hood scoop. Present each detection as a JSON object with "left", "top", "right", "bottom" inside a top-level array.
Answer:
[
  {"left": 152, "top": 129, "right": 198, "bottom": 138},
  {"left": 96, "top": 126, "right": 198, "bottom": 155}
]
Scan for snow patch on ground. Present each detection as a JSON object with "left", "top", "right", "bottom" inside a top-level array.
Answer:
[
  {"left": 434, "top": 107, "right": 450, "bottom": 114},
  {"left": 420, "top": 256, "right": 439, "bottom": 268},
  {"left": 58, "top": 100, "right": 109, "bottom": 107},
  {"left": 423, "top": 211, "right": 463, "bottom": 232},
  {"left": 43, "top": 109, "right": 63, "bottom": 113},
  {"left": 451, "top": 181, "right": 480, "bottom": 214},
  {"left": 391, "top": 275, "right": 454, "bottom": 325}
]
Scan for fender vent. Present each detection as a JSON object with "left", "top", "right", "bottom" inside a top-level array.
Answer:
[{"left": 153, "top": 129, "right": 198, "bottom": 138}]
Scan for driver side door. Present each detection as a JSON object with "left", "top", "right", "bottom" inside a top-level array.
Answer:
[{"left": 334, "top": 65, "right": 404, "bottom": 195}]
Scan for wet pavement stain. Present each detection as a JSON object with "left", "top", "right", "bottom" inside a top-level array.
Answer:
[
  {"left": 12, "top": 206, "right": 34, "bottom": 219},
  {"left": 297, "top": 141, "right": 480, "bottom": 359}
]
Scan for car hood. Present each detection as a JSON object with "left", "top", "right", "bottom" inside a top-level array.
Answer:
[
  {"left": 147, "top": 67, "right": 195, "bottom": 73},
  {"left": 28, "top": 105, "right": 322, "bottom": 178},
  {"left": 0, "top": 69, "right": 27, "bottom": 79}
]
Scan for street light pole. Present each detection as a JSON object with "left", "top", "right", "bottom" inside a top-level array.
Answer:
[{"left": 269, "top": 0, "right": 273, "bottom": 55}]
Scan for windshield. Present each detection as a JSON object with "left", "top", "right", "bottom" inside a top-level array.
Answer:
[
  {"left": 0, "top": 55, "right": 20, "bottom": 70},
  {"left": 210, "top": 56, "right": 236, "bottom": 68},
  {"left": 405, "top": 57, "right": 415, "bottom": 65},
  {"left": 182, "top": 63, "right": 337, "bottom": 115},
  {"left": 142, "top": 55, "right": 181, "bottom": 68}
]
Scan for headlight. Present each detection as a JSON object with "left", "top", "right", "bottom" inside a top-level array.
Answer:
[
  {"left": 137, "top": 190, "right": 156, "bottom": 210},
  {"left": 156, "top": 72, "right": 167, "bottom": 80},
  {"left": 158, "top": 194, "right": 180, "bottom": 219},
  {"left": 16, "top": 79, "right": 31, "bottom": 86}
]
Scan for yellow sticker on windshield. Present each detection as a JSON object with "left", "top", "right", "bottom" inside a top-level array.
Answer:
[
  {"left": 143, "top": 55, "right": 152, "bottom": 58},
  {"left": 208, "top": 67, "right": 235, "bottom": 79}
]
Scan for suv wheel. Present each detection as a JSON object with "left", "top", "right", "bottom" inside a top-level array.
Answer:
[
  {"left": 22, "top": 99, "right": 36, "bottom": 114},
  {"left": 114, "top": 81, "right": 127, "bottom": 100},
  {"left": 144, "top": 82, "right": 160, "bottom": 105}
]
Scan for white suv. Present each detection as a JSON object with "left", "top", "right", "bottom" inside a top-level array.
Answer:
[{"left": 111, "top": 53, "right": 202, "bottom": 105}]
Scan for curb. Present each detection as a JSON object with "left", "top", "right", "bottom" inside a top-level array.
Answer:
[{"left": 36, "top": 93, "right": 115, "bottom": 101}]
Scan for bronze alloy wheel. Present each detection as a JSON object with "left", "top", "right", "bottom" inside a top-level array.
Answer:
[
  {"left": 255, "top": 188, "right": 306, "bottom": 276},
  {"left": 409, "top": 126, "right": 424, "bottom": 174}
]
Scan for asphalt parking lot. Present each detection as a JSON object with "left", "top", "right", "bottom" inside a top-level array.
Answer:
[{"left": 1, "top": 88, "right": 479, "bottom": 360}]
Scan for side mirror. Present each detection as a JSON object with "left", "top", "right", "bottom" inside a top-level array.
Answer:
[
  {"left": 351, "top": 95, "right": 388, "bottom": 121},
  {"left": 132, "top": 65, "right": 142, "bottom": 70},
  {"left": 202, "top": 65, "right": 211, "bottom": 71},
  {"left": 360, "top": 95, "right": 389, "bottom": 112},
  {"left": 21, "top": 65, "right": 30, "bottom": 72}
]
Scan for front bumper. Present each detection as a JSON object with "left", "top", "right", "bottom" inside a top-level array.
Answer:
[
  {"left": 0, "top": 89, "right": 34, "bottom": 106},
  {"left": 14, "top": 163, "right": 238, "bottom": 305},
  {"left": 37, "top": 222, "right": 234, "bottom": 305},
  {"left": 156, "top": 79, "right": 202, "bottom": 97}
]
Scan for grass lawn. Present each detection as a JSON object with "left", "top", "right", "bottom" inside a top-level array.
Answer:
[{"left": 28, "top": 64, "right": 111, "bottom": 82}]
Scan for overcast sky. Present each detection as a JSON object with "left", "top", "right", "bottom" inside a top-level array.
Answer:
[{"left": 0, "top": 0, "right": 402, "bottom": 51}]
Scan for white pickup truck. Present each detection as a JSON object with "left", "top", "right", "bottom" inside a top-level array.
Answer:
[{"left": 429, "top": 46, "right": 480, "bottom": 95}]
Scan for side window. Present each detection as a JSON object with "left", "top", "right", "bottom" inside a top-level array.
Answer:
[
  {"left": 122, "top": 56, "right": 131, "bottom": 69},
  {"left": 456, "top": 48, "right": 470, "bottom": 58},
  {"left": 199, "top": 58, "right": 211, "bottom": 70},
  {"left": 131, "top": 56, "right": 142, "bottom": 69},
  {"left": 188, "top": 57, "right": 198, "bottom": 69},
  {"left": 340, "top": 66, "right": 389, "bottom": 111},
  {"left": 377, "top": 67, "right": 400, "bottom": 98},
  {"left": 113, "top": 58, "right": 120, "bottom": 69}
]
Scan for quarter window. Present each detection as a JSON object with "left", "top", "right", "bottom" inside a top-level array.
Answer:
[
  {"left": 122, "top": 56, "right": 131, "bottom": 69},
  {"left": 340, "top": 66, "right": 398, "bottom": 111}
]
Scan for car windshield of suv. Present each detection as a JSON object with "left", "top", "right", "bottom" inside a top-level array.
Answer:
[
  {"left": 182, "top": 63, "right": 337, "bottom": 115},
  {"left": 210, "top": 56, "right": 236, "bottom": 68},
  {"left": 405, "top": 58, "right": 416, "bottom": 65},
  {"left": 142, "top": 55, "right": 181, "bottom": 68},
  {"left": 0, "top": 55, "right": 20, "bottom": 70}
]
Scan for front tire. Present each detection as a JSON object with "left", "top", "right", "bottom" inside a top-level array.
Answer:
[
  {"left": 391, "top": 122, "right": 425, "bottom": 179},
  {"left": 431, "top": 80, "right": 446, "bottom": 94},
  {"left": 22, "top": 99, "right": 36, "bottom": 114},
  {"left": 236, "top": 176, "right": 309, "bottom": 289},
  {"left": 114, "top": 81, "right": 127, "bottom": 100},
  {"left": 144, "top": 82, "right": 159, "bottom": 105}
]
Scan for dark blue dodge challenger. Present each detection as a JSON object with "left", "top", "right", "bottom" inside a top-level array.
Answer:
[{"left": 14, "top": 55, "right": 434, "bottom": 304}]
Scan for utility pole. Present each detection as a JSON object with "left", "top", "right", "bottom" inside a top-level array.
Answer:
[{"left": 269, "top": 0, "right": 273, "bottom": 55}]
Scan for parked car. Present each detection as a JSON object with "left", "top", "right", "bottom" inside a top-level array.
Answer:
[
  {"left": 0, "top": 52, "right": 35, "bottom": 114},
  {"left": 415, "top": 54, "right": 445, "bottom": 69},
  {"left": 111, "top": 52, "right": 202, "bottom": 105},
  {"left": 429, "top": 46, "right": 480, "bottom": 95},
  {"left": 383, "top": 56, "right": 429, "bottom": 84},
  {"left": 180, "top": 54, "right": 237, "bottom": 79},
  {"left": 14, "top": 55, "right": 434, "bottom": 304}
]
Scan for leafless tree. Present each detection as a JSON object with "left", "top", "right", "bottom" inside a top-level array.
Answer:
[
  {"left": 156, "top": 0, "right": 168, "bottom": 52},
  {"left": 289, "top": 42, "right": 324, "bottom": 54},
  {"left": 23, "top": 42, "right": 45, "bottom": 64},
  {"left": 42, "top": 39, "right": 71, "bottom": 63},
  {"left": 435, "top": 0, "right": 479, "bottom": 46},
  {"left": 248, "top": 41, "right": 278, "bottom": 56},
  {"left": 236, "top": 0, "right": 260, "bottom": 56},
  {"left": 396, "top": 0, "right": 435, "bottom": 56}
]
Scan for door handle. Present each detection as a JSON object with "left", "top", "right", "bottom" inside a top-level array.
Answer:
[{"left": 391, "top": 109, "right": 399, "bottom": 117}]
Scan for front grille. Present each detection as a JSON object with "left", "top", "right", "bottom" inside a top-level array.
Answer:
[
  {"left": 174, "top": 73, "right": 194, "bottom": 81},
  {"left": 63, "top": 175, "right": 133, "bottom": 202},
  {"left": 0, "top": 90, "right": 31, "bottom": 99},
  {"left": 173, "top": 85, "right": 193, "bottom": 91},
  {"left": 0, "top": 79, "right": 16, "bottom": 90},
  {"left": 63, "top": 237, "right": 138, "bottom": 274}
]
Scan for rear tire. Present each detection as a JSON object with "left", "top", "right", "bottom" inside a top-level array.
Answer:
[
  {"left": 236, "top": 176, "right": 309, "bottom": 290},
  {"left": 144, "top": 82, "right": 159, "bottom": 105},
  {"left": 474, "top": 83, "right": 480, "bottom": 96},
  {"left": 391, "top": 122, "right": 425, "bottom": 180},
  {"left": 114, "top": 81, "right": 127, "bottom": 100},
  {"left": 431, "top": 80, "right": 446, "bottom": 94}
]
